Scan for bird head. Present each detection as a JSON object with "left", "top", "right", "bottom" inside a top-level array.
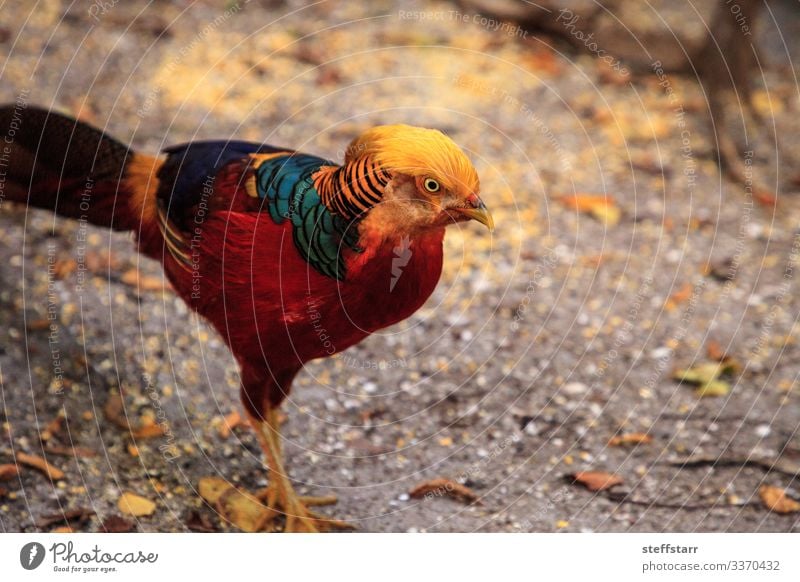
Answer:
[{"left": 346, "top": 125, "right": 493, "bottom": 238}]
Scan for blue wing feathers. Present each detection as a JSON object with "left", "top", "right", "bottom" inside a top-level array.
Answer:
[{"left": 157, "top": 139, "right": 289, "bottom": 213}]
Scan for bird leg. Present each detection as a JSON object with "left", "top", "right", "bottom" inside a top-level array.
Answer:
[{"left": 247, "top": 408, "right": 354, "bottom": 532}]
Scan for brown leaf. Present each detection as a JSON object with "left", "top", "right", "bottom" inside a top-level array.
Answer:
[
  {"left": 40, "top": 412, "right": 66, "bottom": 441},
  {"left": 186, "top": 510, "right": 217, "bottom": 533},
  {"left": 571, "top": 471, "right": 624, "bottom": 491},
  {"left": 131, "top": 424, "right": 166, "bottom": 439},
  {"left": 120, "top": 268, "right": 168, "bottom": 292},
  {"left": 754, "top": 189, "right": 778, "bottom": 208},
  {"left": 100, "top": 515, "right": 136, "bottom": 532},
  {"left": 608, "top": 433, "right": 653, "bottom": 446},
  {"left": 706, "top": 340, "right": 727, "bottom": 362},
  {"left": 759, "top": 485, "right": 800, "bottom": 514},
  {"left": 409, "top": 478, "right": 481, "bottom": 505},
  {"left": 26, "top": 319, "right": 52, "bottom": 332},
  {"left": 118, "top": 492, "right": 156, "bottom": 517},
  {"left": 104, "top": 391, "right": 129, "bottom": 430},
  {"left": 16, "top": 452, "right": 65, "bottom": 480},
  {"left": 0, "top": 464, "right": 19, "bottom": 481},
  {"left": 34, "top": 507, "right": 94, "bottom": 529},
  {"left": 216, "top": 487, "right": 276, "bottom": 533}
]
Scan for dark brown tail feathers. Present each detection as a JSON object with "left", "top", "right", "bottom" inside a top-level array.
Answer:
[{"left": 0, "top": 104, "right": 155, "bottom": 231}]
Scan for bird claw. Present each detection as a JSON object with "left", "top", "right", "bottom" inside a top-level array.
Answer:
[
  {"left": 255, "top": 484, "right": 353, "bottom": 532},
  {"left": 285, "top": 507, "right": 356, "bottom": 533}
]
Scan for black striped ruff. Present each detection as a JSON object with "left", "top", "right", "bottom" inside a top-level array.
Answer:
[{"left": 315, "top": 155, "right": 391, "bottom": 221}]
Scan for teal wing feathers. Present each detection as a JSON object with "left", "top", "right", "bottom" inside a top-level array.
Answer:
[{"left": 253, "top": 154, "right": 360, "bottom": 280}]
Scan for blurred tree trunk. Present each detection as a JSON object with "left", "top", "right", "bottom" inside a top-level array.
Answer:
[
  {"left": 458, "top": 0, "right": 782, "bottom": 191},
  {"left": 695, "top": 0, "right": 766, "bottom": 185}
]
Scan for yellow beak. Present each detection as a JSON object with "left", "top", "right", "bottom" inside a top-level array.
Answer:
[{"left": 453, "top": 200, "right": 495, "bottom": 232}]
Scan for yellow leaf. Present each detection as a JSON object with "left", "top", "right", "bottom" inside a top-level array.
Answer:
[
  {"left": 118, "top": 492, "right": 156, "bottom": 517},
  {"left": 198, "top": 476, "right": 232, "bottom": 505},
  {"left": 694, "top": 380, "right": 731, "bottom": 397},
  {"left": 759, "top": 485, "right": 800, "bottom": 514},
  {"left": 673, "top": 360, "right": 738, "bottom": 398},
  {"left": 216, "top": 487, "right": 276, "bottom": 533}
]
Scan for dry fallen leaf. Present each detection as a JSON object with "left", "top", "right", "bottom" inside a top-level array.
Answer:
[
  {"left": 759, "top": 485, "right": 800, "bottom": 514},
  {"left": 131, "top": 424, "right": 166, "bottom": 439},
  {"left": 40, "top": 412, "right": 66, "bottom": 442},
  {"left": 104, "top": 392, "right": 129, "bottom": 429},
  {"left": 16, "top": 452, "right": 65, "bottom": 480},
  {"left": 198, "top": 476, "right": 232, "bottom": 505},
  {"left": 706, "top": 340, "right": 728, "bottom": 362},
  {"left": 26, "top": 319, "right": 52, "bottom": 331},
  {"left": 571, "top": 471, "right": 624, "bottom": 492},
  {"left": 609, "top": 433, "right": 653, "bottom": 447},
  {"left": 120, "top": 268, "right": 168, "bottom": 292},
  {"left": 34, "top": 507, "right": 94, "bottom": 529},
  {"left": 118, "top": 492, "right": 156, "bottom": 517},
  {"left": 558, "top": 194, "right": 621, "bottom": 225},
  {"left": 216, "top": 487, "right": 276, "bottom": 533},
  {"left": 104, "top": 391, "right": 166, "bottom": 439},
  {"left": 665, "top": 282, "right": 692, "bottom": 311},
  {"left": 0, "top": 464, "right": 19, "bottom": 481},
  {"left": 409, "top": 478, "right": 481, "bottom": 505},
  {"left": 218, "top": 411, "right": 243, "bottom": 439},
  {"left": 100, "top": 515, "right": 136, "bottom": 533},
  {"left": 754, "top": 189, "right": 778, "bottom": 208}
]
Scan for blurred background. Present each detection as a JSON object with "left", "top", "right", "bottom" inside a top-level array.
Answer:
[{"left": 0, "top": 0, "right": 798, "bottom": 532}]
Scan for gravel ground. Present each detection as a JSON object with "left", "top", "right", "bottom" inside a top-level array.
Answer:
[{"left": 0, "top": 0, "right": 799, "bottom": 533}]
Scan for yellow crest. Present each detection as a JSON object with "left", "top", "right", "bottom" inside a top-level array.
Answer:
[{"left": 345, "top": 125, "right": 479, "bottom": 194}]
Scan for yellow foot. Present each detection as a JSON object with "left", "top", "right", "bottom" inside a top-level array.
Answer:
[
  {"left": 284, "top": 502, "right": 356, "bottom": 533},
  {"left": 255, "top": 483, "right": 354, "bottom": 532}
]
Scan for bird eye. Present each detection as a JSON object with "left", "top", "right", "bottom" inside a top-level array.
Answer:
[{"left": 423, "top": 178, "right": 440, "bottom": 193}]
